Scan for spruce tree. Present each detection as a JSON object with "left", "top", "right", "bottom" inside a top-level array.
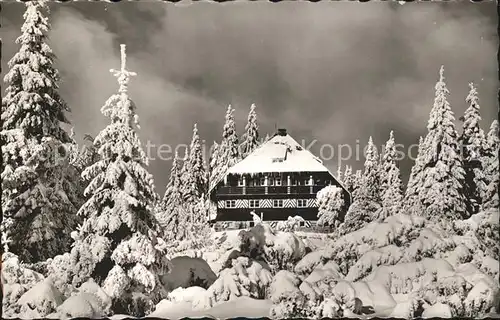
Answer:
[
  {"left": 208, "top": 141, "right": 220, "bottom": 190},
  {"left": 418, "top": 66, "right": 467, "bottom": 221},
  {"left": 483, "top": 120, "right": 499, "bottom": 209},
  {"left": 380, "top": 131, "right": 403, "bottom": 218},
  {"left": 221, "top": 105, "right": 240, "bottom": 167},
  {"left": 343, "top": 165, "right": 355, "bottom": 194},
  {"left": 72, "top": 45, "right": 168, "bottom": 314},
  {"left": 336, "top": 164, "right": 343, "bottom": 183},
  {"left": 211, "top": 105, "right": 240, "bottom": 187},
  {"left": 351, "top": 169, "right": 363, "bottom": 200},
  {"left": 181, "top": 124, "right": 207, "bottom": 208},
  {"left": 241, "top": 103, "right": 259, "bottom": 158},
  {"left": 458, "top": 83, "right": 487, "bottom": 214},
  {"left": 360, "top": 136, "right": 382, "bottom": 204},
  {"left": 1, "top": 0, "right": 78, "bottom": 261},
  {"left": 157, "top": 151, "right": 186, "bottom": 240},
  {"left": 404, "top": 136, "right": 426, "bottom": 215},
  {"left": 340, "top": 137, "right": 382, "bottom": 234}
]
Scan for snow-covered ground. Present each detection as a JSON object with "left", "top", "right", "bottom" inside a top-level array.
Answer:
[{"left": 3, "top": 212, "right": 500, "bottom": 319}]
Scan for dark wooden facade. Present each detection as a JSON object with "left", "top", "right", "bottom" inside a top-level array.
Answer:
[{"left": 210, "top": 171, "right": 350, "bottom": 222}]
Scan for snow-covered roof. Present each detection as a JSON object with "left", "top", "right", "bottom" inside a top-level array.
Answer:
[{"left": 228, "top": 133, "right": 329, "bottom": 174}]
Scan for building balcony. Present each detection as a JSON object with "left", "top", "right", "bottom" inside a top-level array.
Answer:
[{"left": 217, "top": 185, "right": 325, "bottom": 196}]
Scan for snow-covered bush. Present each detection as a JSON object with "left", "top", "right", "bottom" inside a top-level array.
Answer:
[
  {"left": 316, "top": 185, "right": 345, "bottom": 227},
  {"left": 52, "top": 280, "right": 112, "bottom": 320},
  {"left": 17, "top": 278, "right": 64, "bottom": 318},
  {"left": 238, "top": 223, "right": 306, "bottom": 272},
  {"left": 302, "top": 260, "right": 344, "bottom": 286},
  {"left": 294, "top": 249, "right": 332, "bottom": 276},
  {"left": 269, "top": 270, "right": 371, "bottom": 319},
  {"left": 275, "top": 216, "right": 305, "bottom": 232},
  {"left": 268, "top": 270, "right": 314, "bottom": 319},
  {"left": 453, "top": 209, "right": 499, "bottom": 260},
  {"left": 464, "top": 279, "right": 499, "bottom": 317},
  {"left": 193, "top": 256, "right": 272, "bottom": 310},
  {"left": 345, "top": 245, "right": 404, "bottom": 282},
  {"left": 363, "top": 258, "right": 455, "bottom": 295},
  {"left": 2, "top": 252, "right": 45, "bottom": 317}
]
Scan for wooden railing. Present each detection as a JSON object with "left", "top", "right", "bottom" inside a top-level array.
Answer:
[{"left": 217, "top": 185, "right": 324, "bottom": 195}]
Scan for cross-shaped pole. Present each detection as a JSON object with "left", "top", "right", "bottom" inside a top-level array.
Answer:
[{"left": 109, "top": 44, "right": 136, "bottom": 93}]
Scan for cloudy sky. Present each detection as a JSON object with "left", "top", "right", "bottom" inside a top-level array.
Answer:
[{"left": 2, "top": 1, "right": 497, "bottom": 193}]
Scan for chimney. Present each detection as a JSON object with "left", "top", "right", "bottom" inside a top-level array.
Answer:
[{"left": 277, "top": 128, "right": 287, "bottom": 136}]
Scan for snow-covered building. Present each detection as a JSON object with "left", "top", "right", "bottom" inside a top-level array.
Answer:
[{"left": 209, "top": 129, "right": 350, "bottom": 228}]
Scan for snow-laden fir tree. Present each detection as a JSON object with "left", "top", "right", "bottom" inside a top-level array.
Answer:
[
  {"left": 1, "top": 0, "right": 79, "bottom": 262},
  {"left": 342, "top": 165, "right": 355, "bottom": 194},
  {"left": 360, "top": 136, "right": 382, "bottom": 204},
  {"left": 482, "top": 120, "right": 499, "bottom": 209},
  {"left": 316, "top": 185, "right": 345, "bottom": 227},
  {"left": 221, "top": 105, "right": 240, "bottom": 167},
  {"left": 157, "top": 151, "right": 189, "bottom": 240},
  {"left": 336, "top": 164, "right": 343, "bottom": 183},
  {"left": 76, "top": 134, "right": 99, "bottom": 171},
  {"left": 380, "top": 131, "right": 404, "bottom": 218},
  {"left": 339, "top": 137, "right": 382, "bottom": 234},
  {"left": 181, "top": 123, "right": 207, "bottom": 223},
  {"left": 208, "top": 141, "right": 219, "bottom": 189},
  {"left": 240, "top": 103, "right": 259, "bottom": 158},
  {"left": 351, "top": 169, "right": 363, "bottom": 200},
  {"left": 404, "top": 136, "right": 426, "bottom": 215},
  {"left": 458, "top": 83, "right": 487, "bottom": 214},
  {"left": 264, "top": 133, "right": 271, "bottom": 143},
  {"left": 210, "top": 105, "right": 240, "bottom": 188},
  {"left": 418, "top": 66, "right": 467, "bottom": 221},
  {"left": 71, "top": 45, "right": 169, "bottom": 316}
]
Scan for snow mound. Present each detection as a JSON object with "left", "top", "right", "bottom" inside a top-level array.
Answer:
[
  {"left": 167, "top": 286, "right": 207, "bottom": 303},
  {"left": 303, "top": 260, "right": 344, "bottom": 284},
  {"left": 161, "top": 256, "right": 217, "bottom": 291},
  {"left": 151, "top": 296, "right": 271, "bottom": 319},
  {"left": 351, "top": 280, "right": 396, "bottom": 312},
  {"left": 294, "top": 249, "right": 330, "bottom": 275},
  {"left": 17, "top": 278, "right": 64, "bottom": 318},
  {"left": 54, "top": 293, "right": 104, "bottom": 319},
  {"left": 422, "top": 302, "right": 453, "bottom": 318}
]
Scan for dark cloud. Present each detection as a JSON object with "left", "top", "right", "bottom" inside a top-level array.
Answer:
[{"left": 2, "top": 1, "right": 497, "bottom": 194}]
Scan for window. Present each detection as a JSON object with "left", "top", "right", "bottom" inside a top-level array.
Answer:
[
  {"left": 297, "top": 199, "right": 307, "bottom": 208},
  {"left": 275, "top": 178, "right": 282, "bottom": 186},
  {"left": 238, "top": 178, "right": 244, "bottom": 186},
  {"left": 269, "top": 179, "right": 275, "bottom": 186},
  {"left": 273, "top": 199, "right": 284, "bottom": 208},
  {"left": 304, "top": 179, "right": 310, "bottom": 186},
  {"left": 260, "top": 178, "right": 266, "bottom": 186},
  {"left": 249, "top": 200, "right": 260, "bottom": 208},
  {"left": 226, "top": 200, "right": 236, "bottom": 208}
]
